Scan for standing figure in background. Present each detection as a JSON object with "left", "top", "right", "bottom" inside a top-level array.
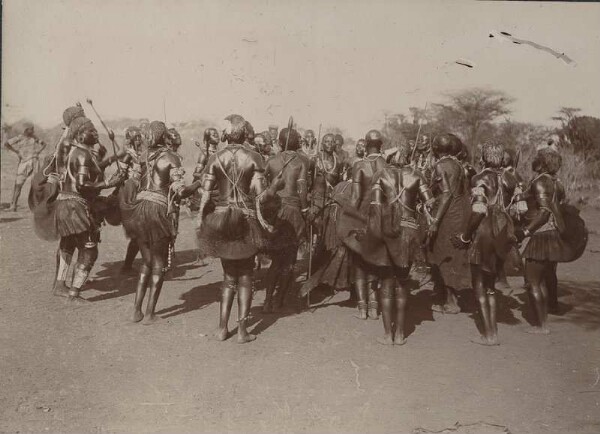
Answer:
[
  {"left": 119, "top": 126, "right": 145, "bottom": 274},
  {"left": 4, "top": 122, "right": 47, "bottom": 211},
  {"left": 309, "top": 133, "right": 344, "bottom": 261},
  {"left": 516, "top": 148, "right": 571, "bottom": 334},
  {"left": 453, "top": 140, "right": 526, "bottom": 345},
  {"left": 195, "top": 115, "right": 282, "bottom": 343},
  {"left": 262, "top": 127, "right": 309, "bottom": 312},
  {"left": 334, "top": 133, "right": 350, "bottom": 177},
  {"left": 191, "top": 127, "right": 221, "bottom": 265},
  {"left": 342, "top": 130, "right": 386, "bottom": 320},
  {"left": 121, "top": 121, "right": 187, "bottom": 324},
  {"left": 253, "top": 132, "right": 273, "bottom": 161},
  {"left": 427, "top": 133, "right": 471, "bottom": 314},
  {"left": 350, "top": 140, "right": 434, "bottom": 344},
  {"left": 268, "top": 124, "right": 280, "bottom": 155}
]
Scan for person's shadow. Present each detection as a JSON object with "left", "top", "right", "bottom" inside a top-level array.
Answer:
[
  {"left": 84, "top": 248, "right": 210, "bottom": 302},
  {"left": 155, "top": 278, "right": 220, "bottom": 319}
]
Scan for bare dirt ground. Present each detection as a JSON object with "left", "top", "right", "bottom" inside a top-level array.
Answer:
[{"left": 1, "top": 153, "right": 599, "bottom": 434}]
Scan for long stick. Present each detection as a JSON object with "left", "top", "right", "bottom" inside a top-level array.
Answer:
[
  {"left": 85, "top": 98, "right": 119, "bottom": 164},
  {"left": 284, "top": 116, "right": 293, "bottom": 151}
]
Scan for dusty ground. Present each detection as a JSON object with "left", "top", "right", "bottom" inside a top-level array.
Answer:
[{"left": 1, "top": 152, "right": 599, "bottom": 434}]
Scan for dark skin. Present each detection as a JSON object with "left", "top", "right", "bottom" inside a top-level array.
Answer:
[
  {"left": 350, "top": 143, "right": 387, "bottom": 320},
  {"left": 193, "top": 128, "right": 220, "bottom": 180},
  {"left": 120, "top": 132, "right": 144, "bottom": 273},
  {"left": 262, "top": 144, "right": 309, "bottom": 313},
  {"left": 56, "top": 124, "right": 124, "bottom": 303},
  {"left": 454, "top": 166, "right": 520, "bottom": 345},
  {"left": 428, "top": 151, "right": 466, "bottom": 314},
  {"left": 194, "top": 139, "right": 282, "bottom": 343},
  {"left": 516, "top": 173, "right": 564, "bottom": 334},
  {"left": 369, "top": 161, "right": 433, "bottom": 345},
  {"left": 132, "top": 137, "right": 184, "bottom": 324}
]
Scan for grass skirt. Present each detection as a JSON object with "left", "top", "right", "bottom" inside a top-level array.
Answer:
[
  {"left": 121, "top": 191, "right": 175, "bottom": 246},
  {"left": 523, "top": 229, "right": 571, "bottom": 263},
  {"left": 54, "top": 196, "right": 94, "bottom": 238},
  {"left": 197, "top": 207, "right": 266, "bottom": 260},
  {"left": 345, "top": 223, "right": 420, "bottom": 269}
]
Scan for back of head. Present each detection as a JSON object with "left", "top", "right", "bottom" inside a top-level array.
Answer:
[
  {"left": 149, "top": 121, "right": 167, "bottom": 146},
  {"left": 365, "top": 129, "right": 383, "bottom": 152},
  {"left": 480, "top": 139, "right": 505, "bottom": 168},
  {"left": 391, "top": 141, "right": 411, "bottom": 167},
  {"left": 63, "top": 105, "right": 85, "bottom": 127},
  {"left": 432, "top": 133, "right": 462, "bottom": 158},
  {"left": 166, "top": 128, "right": 182, "bottom": 147},
  {"left": 278, "top": 127, "right": 301, "bottom": 151},
  {"left": 533, "top": 148, "right": 562, "bottom": 175},
  {"left": 223, "top": 115, "right": 253, "bottom": 145},
  {"left": 125, "top": 126, "right": 142, "bottom": 141}
]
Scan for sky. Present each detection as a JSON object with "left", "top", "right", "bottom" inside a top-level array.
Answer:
[{"left": 2, "top": 0, "right": 600, "bottom": 138}]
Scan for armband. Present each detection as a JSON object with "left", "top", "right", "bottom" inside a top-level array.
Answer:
[
  {"left": 169, "top": 167, "right": 185, "bottom": 182},
  {"left": 77, "top": 166, "right": 90, "bottom": 177}
]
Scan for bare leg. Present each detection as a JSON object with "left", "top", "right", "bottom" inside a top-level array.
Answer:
[
  {"left": 376, "top": 276, "right": 394, "bottom": 345},
  {"left": 216, "top": 264, "right": 236, "bottom": 341},
  {"left": 472, "top": 266, "right": 492, "bottom": 343},
  {"left": 367, "top": 279, "right": 379, "bottom": 320},
  {"left": 546, "top": 262, "right": 559, "bottom": 313},
  {"left": 133, "top": 265, "right": 150, "bottom": 322},
  {"left": 444, "top": 287, "right": 460, "bottom": 314},
  {"left": 393, "top": 268, "right": 410, "bottom": 345},
  {"left": 142, "top": 241, "right": 168, "bottom": 324},
  {"left": 67, "top": 242, "right": 98, "bottom": 304},
  {"left": 354, "top": 278, "right": 368, "bottom": 320},
  {"left": 237, "top": 274, "right": 256, "bottom": 344},
  {"left": 496, "top": 260, "right": 510, "bottom": 289},
  {"left": 525, "top": 260, "right": 550, "bottom": 334},
  {"left": 10, "top": 181, "right": 24, "bottom": 211},
  {"left": 394, "top": 278, "right": 408, "bottom": 346},
  {"left": 121, "top": 240, "right": 139, "bottom": 273},
  {"left": 53, "top": 237, "right": 75, "bottom": 297}
]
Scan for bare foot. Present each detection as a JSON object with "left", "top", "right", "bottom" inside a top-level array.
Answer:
[
  {"left": 237, "top": 333, "right": 257, "bottom": 344},
  {"left": 52, "top": 283, "right": 70, "bottom": 298},
  {"left": 368, "top": 311, "right": 379, "bottom": 320},
  {"left": 443, "top": 304, "right": 461, "bottom": 314},
  {"left": 376, "top": 335, "right": 394, "bottom": 346},
  {"left": 431, "top": 304, "right": 444, "bottom": 313},
  {"left": 354, "top": 309, "right": 368, "bottom": 320},
  {"left": 142, "top": 314, "right": 164, "bottom": 325},
  {"left": 470, "top": 335, "right": 496, "bottom": 346},
  {"left": 132, "top": 310, "right": 144, "bottom": 323},
  {"left": 214, "top": 328, "right": 228, "bottom": 341},
  {"left": 193, "top": 258, "right": 208, "bottom": 267},
  {"left": 394, "top": 337, "right": 407, "bottom": 346},
  {"left": 525, "top": 326, "right": 550, "bottom": 335},
  {"left": 496, "top": 279, "right": 510, "bottom": 290},
  {"left": 67, "top": 295, "right": 89, "bottom": 305}
]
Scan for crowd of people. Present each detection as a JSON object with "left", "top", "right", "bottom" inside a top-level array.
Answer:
[{"left": 4, "top": 104, "right": 587, "bottom": 345}]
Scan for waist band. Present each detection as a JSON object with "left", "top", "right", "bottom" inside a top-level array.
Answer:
[{"left": 137, "top": 190, "right": 168, "bottom": 207}]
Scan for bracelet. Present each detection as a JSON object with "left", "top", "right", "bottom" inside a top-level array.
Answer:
[{"left": 459, "top": 234, "right": 471, "bottom": 244}]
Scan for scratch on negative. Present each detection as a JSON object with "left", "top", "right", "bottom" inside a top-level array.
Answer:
[
  {"left": 593, "top": 367, "right": 599, "bottom": 387},
  {"left": 349, "top": 360, "right": 364, "bottom": 392}
]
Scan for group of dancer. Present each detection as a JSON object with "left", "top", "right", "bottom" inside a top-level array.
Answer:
[{"left": 11, "top": 103, "right": 586, "bottom": 345}]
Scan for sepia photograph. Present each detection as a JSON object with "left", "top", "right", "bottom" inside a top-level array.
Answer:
[{"left": 1, "top": 1, "right": 599, "bottom": 433}]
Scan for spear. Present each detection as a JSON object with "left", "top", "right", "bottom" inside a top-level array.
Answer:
[
  {"left": 410, "top": 102, "right": 428, "bottom": 165},
  {"left": 85, "top": 98, "right": 120, "bottom": 168}
]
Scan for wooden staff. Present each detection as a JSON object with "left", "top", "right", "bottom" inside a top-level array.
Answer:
[{"left": 85, "top": 98, "right": 120, "bottom": 167}]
